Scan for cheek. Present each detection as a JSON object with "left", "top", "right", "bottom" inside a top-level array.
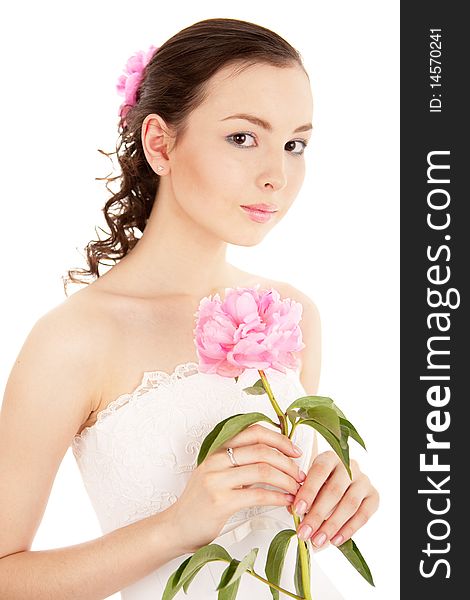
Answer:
[
  {"left": 170, "top": 144, "right": 208, "bottom": 201},
  {"left": 291, "top": 160, "right": 306, "bottom": 187},
  {"left": 286, "top": 163, "right": 305, "bottom": 203},
  {"left": 171, "top": 141, "right": 245, "bottom": 211}
]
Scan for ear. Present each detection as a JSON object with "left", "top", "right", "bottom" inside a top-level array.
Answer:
[{"left": 141, "top": 113, "right": 175, "bottom": 175}]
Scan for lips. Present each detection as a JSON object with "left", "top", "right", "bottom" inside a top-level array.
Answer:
[
  {"left": 241, "top": 205, "right": 276, "bottom": 223},
  {"left": 239, "top": 203, "right": 278, "bottom": 213}
]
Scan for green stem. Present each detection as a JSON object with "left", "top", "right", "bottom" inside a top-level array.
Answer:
[
  {"left": 258, "top": 369, "right": 313, "bottom": 600},
  {"left": 214, "top": 558, "right": 304, "bottom": 598},
  {"left": 248, "top": 568, "right": 304, "bottom": 599},
  {"left": 258, "top": 370, "right": 288, "bottom": 436},
  {"left": 291, "top": 511, "right": 313, "bottom": 600},
  {"left": 289, "top": 420, "right": 300, "bottom": 439}
]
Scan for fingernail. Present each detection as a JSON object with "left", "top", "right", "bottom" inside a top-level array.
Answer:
[
  {"left": 298, "top": 524, "right": 312, "bottom": 541},
  {"left": 294, "top": 499, "right": 307, "bottom": 516},
  {"left": 312, "top": 532, "right": 327, "bottom": 547},
  {"left": 298, "top": 469, "right": 307, "bottom": 481},
  {"left": 331, "top": 534, "right": 344, "bottom": 546},
  {"left": 292, "top": 443, "right": 303, "bottom": 455}
]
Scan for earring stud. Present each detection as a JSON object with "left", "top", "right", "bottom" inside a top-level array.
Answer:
[{"left": 156, "top": 165, "right": 164, "bottom": 173}]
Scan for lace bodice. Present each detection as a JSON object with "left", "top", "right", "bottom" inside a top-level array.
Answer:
[
  {"left": 72, "top": 362, "right": 314, "bottom": 534},
  {"left": 71, "top": 363, "right": 343, "bottom": 599}
]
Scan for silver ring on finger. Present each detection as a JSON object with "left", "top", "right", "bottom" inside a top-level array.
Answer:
[{"left": 226, "top": 446, "right": 239, "bottom": 467}]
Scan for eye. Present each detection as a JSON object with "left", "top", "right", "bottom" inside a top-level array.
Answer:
[
  {"left": 286, "top": 140, "right": 308, "bottom": 156},
  {"left": 226, "top": 132, "right": 308, "bottom": 156},
  {"left": 226, "top": 132, "right": 257, "bottom": 148}
]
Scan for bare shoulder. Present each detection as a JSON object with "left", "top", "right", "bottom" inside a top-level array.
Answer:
[
  {"left": 37, "top": 286, "right": 117, "bottom": 352},
  {"left": 234, "top": 269, "right": 320, "bottom": 334},
  {"left": 0, "top": 287, "right": 117, "bottom": 558},
  {"left": 12, "top": 286, "right": 117, "bottom": 415},
  {"left": 260, "top": 276, "right": 321, "bottom": 328},
  {"left": 259, "top": 276, "right": 321, "bottom": 394}
]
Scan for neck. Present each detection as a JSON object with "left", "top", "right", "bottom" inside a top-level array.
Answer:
[{"left": 98, "top": 189, "right": 236, "bottom": 299}]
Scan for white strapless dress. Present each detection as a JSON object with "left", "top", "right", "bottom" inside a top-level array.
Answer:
[{"left": 72, "top": 363, "right": 344, "bottom": 599}]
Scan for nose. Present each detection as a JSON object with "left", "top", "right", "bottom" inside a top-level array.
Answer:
[{"left": 256, "top": 154, "right": 287, "bottom": 191}]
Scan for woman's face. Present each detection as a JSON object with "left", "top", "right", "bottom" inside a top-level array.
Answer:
[{"left": 162, "top": 62, "right": 313, "bottom": 246}]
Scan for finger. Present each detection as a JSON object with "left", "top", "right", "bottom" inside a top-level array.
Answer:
[
  {"left": 221, "top": 423, "right": 303, "bottom": 459},
  {"left": 292, "top": 452, "right": 338, "bottom": 517},
  {"left": 329, "top": 493, "right": 379, "bottom": 546},
  {"left": 294, "top": 467, "right": 351, "bottom": 543},
  {"left": 229, "top": 487, "right": 296, "bottom": 514},
  {"left": 307, "top": 481, "right": 367, "bottom": 547},
  {"left": 224, "top": 461, "right": 303, "bottom": 496},
  {"left": 308, "top": 482, "right": 377, "bottom": 548},
  {"left": 305, "top": 466, "right": 351, "bottom": 521},
  {"left": 210, "top": 442, "right": 306, "bottom": 485}
]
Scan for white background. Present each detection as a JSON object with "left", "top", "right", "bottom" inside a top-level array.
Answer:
[{"left": 0, "top": 1, "right": 399, "bottom": 598}]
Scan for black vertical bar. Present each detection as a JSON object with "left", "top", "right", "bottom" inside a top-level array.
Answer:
[{"left": 401, "top": 3, "right": 467, "bottom": 597}]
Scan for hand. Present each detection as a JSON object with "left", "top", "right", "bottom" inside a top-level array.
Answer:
[
  {"left": 288, "top": 450, "right": 379, "bottom": 548},
  {"left": 167, "top": 424, "right": 305, "bottom": 554}
]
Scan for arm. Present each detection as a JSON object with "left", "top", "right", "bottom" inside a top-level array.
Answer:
[
  {"left": 0, "top": 514, "right": 184, "bottom": 600},
  {"left": 0, "top": 302, "right": 187, "bottom": 599}
]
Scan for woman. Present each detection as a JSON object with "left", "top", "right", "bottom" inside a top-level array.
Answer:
[{"left": 0, "top": 17, "right": 378, "bottom": 598}]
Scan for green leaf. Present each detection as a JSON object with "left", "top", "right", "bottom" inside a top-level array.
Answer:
[
  {"left": 182, "top": 564, "right": 207, "bottom": 593},
  {"left": 264, "top": 529, "right": 296, "bottom": 600},
  {"left": 294, "top": 538, "right": 311, "bottom": 597},
  {"left": 196, "top": 412, "right": 276, "bottom": 466},
  {"left": 287, "top": 395, "right": 335, "bottom": 412},
  {"left": 331, "top": 403, "right": 347, "bottom": 419},
  {"left": 297, "top": 405, "right": 342, "bottom": 439},
  {"left": 339, "top": 417, "right": 367, "bottom": 450},
  {"left": 161, "top": 556, "right": 192, "bottom": 600},
  {"left": 216, "top": 548, "right": 258, "bottom": 590},
  {"left": 301, "top": 419, "right": 352, "bottom": 478},
  {"left": 242, "top": 379, "right": 266, "bottom": 395},
  {"left": 217, "top": 560, "right": 242, "bottom": 599},
  {"left": 340, "top": 424, "right": 350, "bottom": 450},
  {"left": 197, "top": 415, "right": 241, "bottom": 467},
  {"left": 242, "top": 386, "right": 267, "bottom": 395},
  {"left": 216, "top": 558, "right": 240, "bottom": 590},
  {"left": 286, "top": 409, "right": 299, "bottom": 428},
  {"left": 162, "top": 544, "right": 232, "bottom": 600},
  {"left": 339, "top": 425, "right": 351, "bottom": 472},
  {"left": 335, "top": 538, "right": 375, "bottom": 586},
  {"left": 288, "top": 395, "right": 348, "bottom": 421}
]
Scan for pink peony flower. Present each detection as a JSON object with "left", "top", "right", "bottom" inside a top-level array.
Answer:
[
  {"left": 116, "top": 45, "right": 159, "bottom": 124},
  {"left": 193, "top": 285, "right": 305, "bottom": 377}
]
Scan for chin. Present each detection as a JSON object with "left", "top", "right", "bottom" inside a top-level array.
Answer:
[{"left": 227, "top": 231, "right": 269, "bottom": 247}]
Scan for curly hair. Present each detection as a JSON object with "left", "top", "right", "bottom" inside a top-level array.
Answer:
[{"left": 63, "top": 17, "right": 306, "bottom": 296}]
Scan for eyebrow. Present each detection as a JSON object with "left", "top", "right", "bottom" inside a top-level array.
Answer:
[{"left": 220, "top": 113, "right": 313, "bottom": 134}]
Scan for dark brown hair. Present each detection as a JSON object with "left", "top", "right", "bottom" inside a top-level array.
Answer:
[{"left": 63, "top": 17, "right": 306, "bottom": 295}]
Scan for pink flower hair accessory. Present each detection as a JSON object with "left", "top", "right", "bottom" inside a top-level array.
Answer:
[{"left": 116, "top": 45, "right": 159, "bottom": 125}]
